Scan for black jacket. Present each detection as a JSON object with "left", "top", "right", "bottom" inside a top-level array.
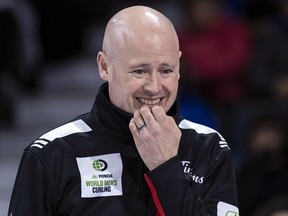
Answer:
[{"left": 8, "top": 83, "right": 239, "bottom": 216}]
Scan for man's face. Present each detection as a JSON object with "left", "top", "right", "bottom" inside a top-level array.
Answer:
[{"left": 104, "top": 34, "right": 181, "bottom": 114}]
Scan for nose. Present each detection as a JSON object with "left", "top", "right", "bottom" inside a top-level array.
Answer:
[{"left": 144, "top": 72, "right": 162, "bottom": 94}]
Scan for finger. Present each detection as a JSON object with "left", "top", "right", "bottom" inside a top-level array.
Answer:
[
  {"left": 131, "top": 109, "right": 147, "bottom": 134},
  {"left": 129, "top": 118, "right": 145, "bottom": 136},
  {"left": 129, "top": 118, "right": 138, "bottom": 133},
  {"left": 139, "top": 106, "right": 157, "bottom": 128},
  {"left": 133, "top": 109, "right": 145, "bottom": 128},
  {"left": 151, "top": 106, "right": 166, "bottom": 123},
  {"left": 169, "top": 116, "right": 179, "bottom": 130}
]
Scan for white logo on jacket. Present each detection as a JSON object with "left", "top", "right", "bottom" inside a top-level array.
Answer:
[
  {"left": 178, "top": 119, "right": 230, "bottom": 149},
  {"left": 181, "top": 161, "right": 204, "bottom": 184}
]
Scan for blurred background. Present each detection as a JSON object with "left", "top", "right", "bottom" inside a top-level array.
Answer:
[{"left": 1, "top": 0, "right": 288, "bottom": 215}]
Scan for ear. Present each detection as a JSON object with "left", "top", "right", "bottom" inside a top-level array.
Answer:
[
  {"left": 97, "top": 51, "right": 109, "bottom": 81},
  {"left": 177, "top": 51, "right": 182, "bottom": 79}
]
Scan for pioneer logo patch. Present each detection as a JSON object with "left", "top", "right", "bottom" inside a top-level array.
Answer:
[{"left": 76, "top": 153, "right": 123, "bottom": 198}]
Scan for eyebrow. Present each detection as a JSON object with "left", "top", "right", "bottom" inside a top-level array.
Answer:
[
  {"left": 130, "top": 63, "right": 175, "bottom": 70},
  {"left": 130, "top": 63, "right": 151, "bottom": 69},
  {"left": 160, "top": 63, "right": 175, "bottom": 69}
]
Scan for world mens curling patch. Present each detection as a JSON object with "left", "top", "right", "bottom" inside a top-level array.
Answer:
[{"left": 76, "top": 153, "right": 123, "bottom": 198}]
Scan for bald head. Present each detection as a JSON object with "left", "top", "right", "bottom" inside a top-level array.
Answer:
[{"left": 102, "top": 6, "right": 179, "bottom": 59}]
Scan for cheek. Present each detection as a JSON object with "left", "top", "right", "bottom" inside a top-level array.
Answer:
[
  {"left": 165, "top": 77, "right": 179, "bottom": 92},
  {"left": 115, "top": 81, "right": 137, "bottom": 101}
]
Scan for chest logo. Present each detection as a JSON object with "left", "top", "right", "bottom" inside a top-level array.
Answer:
[
  {"left": 76, "top": 153, "right": 123, "bottom": 198},
  {"left": 92, "top": 159, "right": 108, "bottom": 171},
  {"left": 181, "top": 161, "right": 204, "bottom": 184}
]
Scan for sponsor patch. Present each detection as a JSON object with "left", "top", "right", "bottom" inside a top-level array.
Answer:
[
  {"left": 217, "top": 201, "right": 239, "bottom": 216},
  {"left": 76, "top": 153, "right": 123, "bottom": 198}
]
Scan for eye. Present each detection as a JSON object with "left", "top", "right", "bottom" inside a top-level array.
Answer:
[
  {"left": 133, "top": 69, "right": 144, "bottom": 74},
  {"left": 162, "top": 69, "right": 173, "bottom": 74},
  {"left": 160, "top": 68, "right": 174, "bottom": 77},
  {"left": 132, "top": 69, "right": 147, "bottom": 78}
]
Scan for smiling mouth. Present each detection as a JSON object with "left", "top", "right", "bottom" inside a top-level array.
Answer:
[{"left": 137, "top": 97, "right": 162, "bottom": 105}]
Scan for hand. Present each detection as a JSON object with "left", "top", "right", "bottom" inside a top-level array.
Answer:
[{"left": 129, "top": 106, "right": 181, "bottom": 170}]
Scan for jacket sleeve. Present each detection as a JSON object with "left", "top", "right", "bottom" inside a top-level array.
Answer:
[
  {"left": 8, "top": 149, "right": 56, "bottom": 216},
  {"left": 144, "top": 154, "right": 239, "bottom": 216}
]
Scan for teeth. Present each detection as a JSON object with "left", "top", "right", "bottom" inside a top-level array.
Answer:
[{"left": 138, "top": 98, "right": 161, "bottom": 105}]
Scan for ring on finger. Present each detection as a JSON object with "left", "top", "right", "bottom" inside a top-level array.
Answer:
[{"left": 137, "top": 123, "right": 146, "bottom": 131}]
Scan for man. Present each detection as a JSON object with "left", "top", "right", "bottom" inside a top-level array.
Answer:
[{"left": 8, "top": 5, "right": 239, "bottom": 216}]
